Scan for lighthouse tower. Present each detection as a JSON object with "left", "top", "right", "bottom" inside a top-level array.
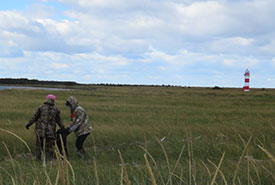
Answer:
[{"left": 243, "top": 69, "right": 250, "bottom": 92}]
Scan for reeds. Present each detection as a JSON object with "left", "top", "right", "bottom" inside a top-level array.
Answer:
[
  {"left": 0, "top": 127, "right": 275, "bottom": 184},
  {"left": 1, "top": 87, "right": 275, "bottom": 184}
]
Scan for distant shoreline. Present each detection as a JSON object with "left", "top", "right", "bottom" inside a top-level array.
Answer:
[
  {"left": 1, "top": 78, "right": 272, "bottom": 90},
  {"left": 0, "top": 78, "right": 79, "bottom": 86},
  {"left": 0, "top": 78, "right": 185, "bottom": 88},
  {"left": 0, "top": 85, "right": 71, "bottom": 91}
]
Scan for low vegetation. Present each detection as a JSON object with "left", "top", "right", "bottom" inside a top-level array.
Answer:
[{"left": 0, "top": 86, "right": 274, "bottom": 184}]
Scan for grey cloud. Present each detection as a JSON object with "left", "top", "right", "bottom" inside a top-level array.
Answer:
[
  {"left": 1, "top": 0, "right": 275, "bottom": 88},
  {"left": 2, "top": 0, "right": 274, "bottom": 57},
  {"left": 60, "top": 0, "right": 274, "bottom": 56}
]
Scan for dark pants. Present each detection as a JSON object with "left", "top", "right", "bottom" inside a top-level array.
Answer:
[
  {"left": 56, "top": 129, "right": 68, "bottom": 158},
  {"left": 75, "top": 133, "right": 90, "bottom": 153},
  {"left": 36, "top": 135, "right": 54, "bottom": 161}
]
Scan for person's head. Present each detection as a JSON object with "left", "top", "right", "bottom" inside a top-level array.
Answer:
[
  {"left": 65, "top": 96, "right": 78, "bottom": 110},
  {"left": 46, "top": 94, "right": 56, "bottom": 101},
  {"left": 45, "top": 94, "right": 56, "bottom": 105}
]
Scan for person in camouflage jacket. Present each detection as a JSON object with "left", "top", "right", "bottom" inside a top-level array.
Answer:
[
  {"left": 25, "top": 94, "right": 65, "bottom": 161},
  {"left": 65, "top": 96, "right": 92, "bottom": 156}
]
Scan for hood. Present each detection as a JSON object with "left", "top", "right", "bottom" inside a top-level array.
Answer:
[{"left": 66, "top": 96, "right": 78, "bottom": 110}]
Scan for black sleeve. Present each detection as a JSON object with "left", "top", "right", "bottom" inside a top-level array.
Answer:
[{"left": 56, "top": 108, "right": 65, "bottom": 129}]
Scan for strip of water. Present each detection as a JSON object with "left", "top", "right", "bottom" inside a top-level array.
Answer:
[{"left": 0, "top": 85, "right": 70, "bottom": 91}]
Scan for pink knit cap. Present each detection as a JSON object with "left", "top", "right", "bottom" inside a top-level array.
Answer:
[{"left": 46, "top": 94, "right": 56, "bottom": 101}]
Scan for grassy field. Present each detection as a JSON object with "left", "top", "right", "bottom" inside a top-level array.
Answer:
[{"left": 0, "top": 85, "right": 274, "bottom": 185}]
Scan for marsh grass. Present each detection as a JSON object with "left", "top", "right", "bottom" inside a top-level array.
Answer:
[
  {"left": 0, "top": 86, "right": 275, "bottom": 184},
  {"left": 1, "top": 129, "right": 274, "bottom": 184}
]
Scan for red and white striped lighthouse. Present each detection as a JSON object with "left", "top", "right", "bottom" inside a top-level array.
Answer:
[{"left": 243, "top": 69, "right": 250, "bottom": 91}]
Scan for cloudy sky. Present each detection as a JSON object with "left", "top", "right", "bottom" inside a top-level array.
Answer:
[{"left": 0, "top": 0, "right": 274, "bottom": 87}]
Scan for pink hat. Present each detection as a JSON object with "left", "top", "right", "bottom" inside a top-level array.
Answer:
[{"left": 46, "top": 94, "right": 56, "bottom": 101}]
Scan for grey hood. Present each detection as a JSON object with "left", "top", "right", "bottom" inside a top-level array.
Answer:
[{"left": 66, "top": 96, "right": 78, "bottom": 110}]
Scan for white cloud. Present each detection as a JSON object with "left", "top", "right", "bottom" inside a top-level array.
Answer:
[
  {"left": 2, "top": 0, "right": 274, "bottom": 56},
  {"left": 0, "top": 0, "right": 275, "bottom": 87},
  {"left": 231, "top": 37, "right": 254, "bottom": 46},
  {"left": 223, "top": 57, "right": 258, "bottom": 67},
  {"left": 223, "top": 59, "right": 236, "bottom": 66},
  {"left": 261, "top": 38, "right": 275, "bottom": 55},
  {"left": 52, "top": 63, "right": 68, "bottom": 69},
  {"left": 176, "top": 1, "right": 228, "bottom": 35}
]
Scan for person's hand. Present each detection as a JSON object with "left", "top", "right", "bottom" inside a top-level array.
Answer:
[
  {"left": 25, "top": 122, "right": 31, "bottom": 129},
  {"left": 64, "top": 127, "right": 71, "bottom": 136}
]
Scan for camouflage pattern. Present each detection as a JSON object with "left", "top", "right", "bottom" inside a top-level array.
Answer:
[
  {"left": 28, "top": 98, "right": 64, "bottom": 138},
  {"left": 36, "top": 136, "right": 54, "bottom": 161},
  {"left": 66, "top": 96, "right": 92, "bottom": 137},
  {"left": 28, "top": 98, "right": 64, "bottom": 160},
  {"left": 35, "top": 136, "right": 44, "bottom": 160}
]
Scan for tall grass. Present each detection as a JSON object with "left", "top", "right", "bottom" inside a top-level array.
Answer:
[
  {"left": 0, "top": 128, "right": 274, "bottom": 184},
  {"left": 0, "top": 86, "right": 275, "bottom": 184}
]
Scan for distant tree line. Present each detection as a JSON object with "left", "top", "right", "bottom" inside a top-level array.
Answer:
[
  {"left": 96, "top": 83, "right": 184, "bottom": 88},
  {"left": 0, "top": 78, "right": 78, "bottom": 86},
  {"left": 0, "top": 78, "right": 196, "bottom": 88}
]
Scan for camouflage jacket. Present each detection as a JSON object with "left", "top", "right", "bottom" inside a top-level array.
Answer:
[
  {"left": 66, "top": 96, "right": 92, "bottom": 137},
  {"left": 28, "top": 99, "right": 64, "bottom": 138}
]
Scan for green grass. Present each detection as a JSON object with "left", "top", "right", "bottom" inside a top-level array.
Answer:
[{"left": 0, "top": 86, "right": 274, "bottom": 184}]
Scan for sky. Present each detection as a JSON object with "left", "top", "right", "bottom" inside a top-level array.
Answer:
[{"left": 0, "top": 0, "right": 274, "bottom": 88}]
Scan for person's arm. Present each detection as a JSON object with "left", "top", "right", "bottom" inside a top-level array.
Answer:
[
  {"left": 69, "top": 109, "right": 85, "bottom": 132},
  {"left": 56, "top": 108, "right": 65, "bottom": 130},
  {"left": 26, "top": 106, "right": 41, "bottom": 129}
]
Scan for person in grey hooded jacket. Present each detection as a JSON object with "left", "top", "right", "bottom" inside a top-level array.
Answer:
[{"left": 65, "top": 96, "right": 92, "bottom": 156}]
